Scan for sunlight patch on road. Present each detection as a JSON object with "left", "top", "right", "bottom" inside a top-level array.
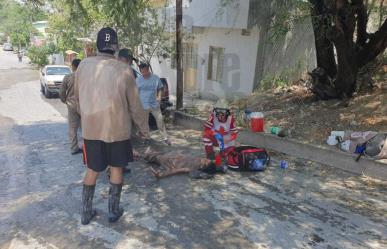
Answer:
[
  {"left": 0, "top": 80, "right": 65, "bottom": 125},
  {"left": 6, "top": 231, "right": 59, "bottom": 249}
]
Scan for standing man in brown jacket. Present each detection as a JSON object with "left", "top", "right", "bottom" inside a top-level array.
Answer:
[
  {"left": 59, "top": 59, "right": 82, "bottom": 155},
  {"left": 75, "top": 27, "right": 149, "bottom": 225}
]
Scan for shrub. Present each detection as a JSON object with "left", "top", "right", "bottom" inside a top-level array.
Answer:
[{"left": 27, "top": 45, "right": 49, "bottom": 66}]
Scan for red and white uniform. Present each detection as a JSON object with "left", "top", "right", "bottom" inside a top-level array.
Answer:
[{"left": 202, "top": 113, "right": 238, "bottom": 157}]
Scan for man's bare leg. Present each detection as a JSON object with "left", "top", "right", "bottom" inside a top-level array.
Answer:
[
  {"left": 84, "top": 168, "right": 99, "bottom": 185},
  {"left": 108, "top": 166, "right": 124, "bottom": 223},
  {"left": 109, "top": 167, "right": 123, "bottom": 184}
]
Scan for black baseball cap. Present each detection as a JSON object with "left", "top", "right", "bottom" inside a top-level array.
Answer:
[
  {"left": 118, "top": 48, "right": 138, "bottom": 62},
  {"left": 96, "top": 27, "right": 118, "bottom": 52}
]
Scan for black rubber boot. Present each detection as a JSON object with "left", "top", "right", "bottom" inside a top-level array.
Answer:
[
  {"left": 108, "top": 183, "right": 124, "bottom": 223},
  {"left": 81, "top": 184, "right": 97, "bottom": 225}
]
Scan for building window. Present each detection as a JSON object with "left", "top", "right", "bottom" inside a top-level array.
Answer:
[
  {"left": 183, "top": 43, "right": 198, "bottom": 69},
  {"left": 207, "top": 46, "right": 224, "bottom": 82},
  {"left": 171, "top": 43, "right": 198, "bottom": 70}
]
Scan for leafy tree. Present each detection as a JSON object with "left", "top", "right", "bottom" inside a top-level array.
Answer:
[
  {"left": 0, "top": 0, "right": 44, "bottom": 49},
  {"left": 89, "top": 0, "right": 170, "bottom": 63},
  {"left": 308, "top": 0, "right": 387, "bottom": 99},
  {"left": 27, "top": 45, "right": 49, "bottom": 66},
  {"left": 45, "top": 0, "right": 104, "bottom": 53},
  {"left": 24, "top": 0, "right": 170, "bottom": 63}
]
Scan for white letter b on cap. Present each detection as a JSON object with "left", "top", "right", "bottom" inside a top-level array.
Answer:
[{"left": 105, "top": 34, "right": 110, "bottom": 42}]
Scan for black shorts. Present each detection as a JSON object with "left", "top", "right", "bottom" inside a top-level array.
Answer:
[{"left": 83, "top": 139, "right": 133, "bottom": 172}]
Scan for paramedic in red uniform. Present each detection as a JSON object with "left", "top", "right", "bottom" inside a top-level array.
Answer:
[{"left": 202, "top": 99, "right": 238, "bottom": 160}]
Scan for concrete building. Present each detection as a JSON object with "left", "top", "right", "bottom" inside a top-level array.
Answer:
[
  {"left": 31, "top": 21, "right": 48, "bottom": 46},
  {"left": 151, "top": 0, "right": 317, "bottom": 101}
]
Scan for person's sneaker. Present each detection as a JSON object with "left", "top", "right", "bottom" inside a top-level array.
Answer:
[
  {"left": 216, "top": 164, "right": 228, "bottom": 173},
  {"left": 71, "top": 148, "right": 83, "bottom": 155},
  {"left": 143, "top": 138, "right": 152, "bottom": 145},
  {"left": 190, "top": 170, "right": 214, "bottom": 179}
]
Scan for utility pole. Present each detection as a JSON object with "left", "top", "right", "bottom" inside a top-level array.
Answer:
[{"left": 175, "top": 0, "right": 183, "bottom": 110}]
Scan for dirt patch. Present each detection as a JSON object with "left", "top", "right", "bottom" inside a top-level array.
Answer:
[{"left": 190, "top": 79, "right": 386, "bottom": 147}]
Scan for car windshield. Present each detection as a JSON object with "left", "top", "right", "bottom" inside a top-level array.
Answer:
[{"left": 46, "top": 67, "right": 71, "bottom": 75}]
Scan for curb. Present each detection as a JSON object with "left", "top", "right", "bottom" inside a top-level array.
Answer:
[{"left": 174, "top": 111, "right": 387, "bottom": 180}]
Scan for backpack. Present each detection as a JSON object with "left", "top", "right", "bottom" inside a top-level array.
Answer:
[{"left": 226, "top": 146, "right": 270, "bottom": 171}]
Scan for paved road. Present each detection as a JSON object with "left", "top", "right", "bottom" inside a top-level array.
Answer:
[{"left": 0, "top": 50, "right": 386, "bottom": 249}]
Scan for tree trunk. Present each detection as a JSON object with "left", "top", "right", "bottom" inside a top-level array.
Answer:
[
  {"left": 308, "top": 0, "right": 387, "bottom": 100},
  {"left": 308, "top": 0, "right": 338, "bottom": 99},
  {"left": 334, "top": 40, "right": 357, "bottom": 98},
  {"left": 310, "top": 1, "right": 337, "bottom": 78}
]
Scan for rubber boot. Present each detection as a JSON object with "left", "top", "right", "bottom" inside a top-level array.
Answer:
[
  {"left": 108, "top": 183, "right": 124, "bottom": 223},
  {"left": 81, "top": 184, "right": 97, "bottom": 225}
]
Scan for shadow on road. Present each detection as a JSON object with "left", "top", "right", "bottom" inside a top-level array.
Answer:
[{"left": 0, "top": 121, "right": 386, "bottom": 249}]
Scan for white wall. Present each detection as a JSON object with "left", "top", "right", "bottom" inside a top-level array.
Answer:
[
  {"left": 150, "top": 57, "right": 177, "bottom": 96},
  {"left": 152, "top": 1, "right": 317, "bottom": 102},
  {"left": 195, "top": 27, "right": 259, "bottom": 100},
  {"left": 184, "top": 0, "right": 250, "bottom": 30},
  {"left": 151, "top": 26, "right": 259, "bottom": 101},
  {"left": 260, "top": 18, "right": 317, "bottom": 85},
  {"left": 165, "top": 0, "right": 250, "bottom": 30}
]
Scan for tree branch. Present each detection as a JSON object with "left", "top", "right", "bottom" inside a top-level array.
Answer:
[
  {"left": 353, "top": 0, "right": 368, "bottom": 46},
  {"left": 357, "top": 17, "right": 387, "bottom": 68}
]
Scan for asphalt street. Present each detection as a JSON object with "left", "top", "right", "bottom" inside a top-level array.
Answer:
[{"left": 0, "top": 49, "right": 386, "bottom": 249}]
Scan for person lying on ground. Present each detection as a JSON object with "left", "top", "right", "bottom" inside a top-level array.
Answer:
[{"left": 133, "top": 148, "right": 227, "bottom": 179}]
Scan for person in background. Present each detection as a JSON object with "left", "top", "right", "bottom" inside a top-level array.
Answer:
[
  {"left": 117, "top": 48, "right": 138, "bottom": 78},
  {"left": 17, "top": 51, "right": 22, "bottom": 62},
  {"left": 136, "top": 63, "right": 171, "bottom": 145},
  {"left": 59, "top": 59, "right": 82, "bottom": 155},
  {"left": 116, "top": 48, "right": 140, "bottom": 173},
  {"left": 74, "top": 27, "right": 149, "bottom": 225}
]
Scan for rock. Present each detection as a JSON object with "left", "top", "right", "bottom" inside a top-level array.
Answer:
[{"left": 350, "top": 120, "right": 358, "bottom": 126}]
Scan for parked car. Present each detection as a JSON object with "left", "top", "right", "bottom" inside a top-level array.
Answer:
[
  {"left": 3, "top": 43, "right": 13, "bottom": 51},
  {"left": 40, "top": 65, "right": 71, "bottom": 98}
]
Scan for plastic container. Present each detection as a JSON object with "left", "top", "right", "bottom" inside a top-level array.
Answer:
[
  {"left": 271, "top": 126, "right": 281, "bottom": 135},
  {"left": 331, "top": 131, "right": 345, "bottom": 139},
  {"left": 280, "top": 160, "right": 288, "bottom": 169},
  {"left": 244, "top": 110, "right": 252, "bottom": 119},
  {"left": 250, "top": 112, "right": 264, "bottom": 132},
  {"left": 326, "top": 135, "right": 338, "bottom": 146}
]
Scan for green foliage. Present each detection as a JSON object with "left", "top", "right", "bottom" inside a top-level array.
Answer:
[
  {"left": 45, "top": 0, "right": 100, "bottom": 54},
  {"left": 259, "top": 59, "right": 306, "bottom": 90},
  {"left": 260, "top": 74, "right": 289, "bottom": 90},
  {"left": 267, "top": 0, "right": 311, "bottom": 43},
  {"left": 43, "top": 0, "right": 170, "bottom": 63},
  {"left": 91, "top": 0, "right": 170, "bottom": 63},
  {"left": 27, "top": 45, "right": 49, "bottom": 66},
  {"left": 0, "top": 0, "right": 45, "bottom": 49}
]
